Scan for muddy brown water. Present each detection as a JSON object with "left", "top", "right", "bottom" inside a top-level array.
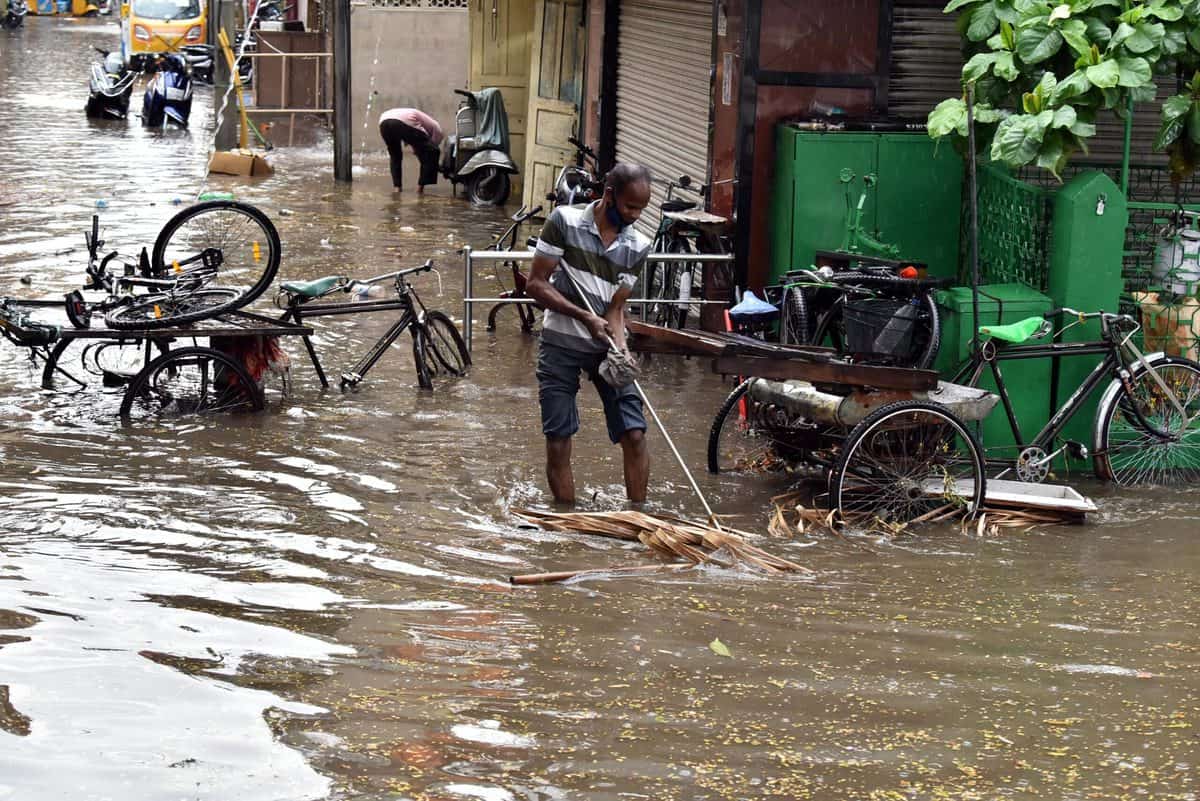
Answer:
[{"left": 1, "top": 17, "right": 1198, "bottom": 801}]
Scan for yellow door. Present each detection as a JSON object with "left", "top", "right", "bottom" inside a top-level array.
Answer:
[
  {"left": 470, "top": 0, "right": 536, "bottom": 199},
  {"left": 521, "top": 0, "right": 585, "bottom": 210}
]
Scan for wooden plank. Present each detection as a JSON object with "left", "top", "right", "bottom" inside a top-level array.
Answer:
[
  {"left": 628, "top": 321, "right": 726, "bottom": 356},
  {"left": 712, "top": 355, "right": 938, "bottom": 392}
]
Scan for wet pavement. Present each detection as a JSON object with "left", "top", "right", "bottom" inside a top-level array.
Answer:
[{"left": 2, "top": 16, "right": 1199, "bottom": 801}]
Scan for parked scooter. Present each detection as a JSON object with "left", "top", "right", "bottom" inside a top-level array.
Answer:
[
  {"left": 141, "top": 53, "right": 193, "bottom": 129},
  {"left": 86, "top": 48, "right": 137, "bottom": 120},
  {"left": 2, "top": 0, "right": 26, "bottom": 29},
  {"left": 440, "top": 88, "right": 519, "bottom": 206}
]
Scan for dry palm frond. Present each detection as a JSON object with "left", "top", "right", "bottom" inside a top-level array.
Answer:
[
  {"left": 767, "top": 496, "right": 1079, "bottom": 543},
  {"left": 512, "top": 509, "right": 812, "bottom": 580}
]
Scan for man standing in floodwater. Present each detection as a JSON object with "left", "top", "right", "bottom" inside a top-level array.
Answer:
[
  {"left": 378, "top": 107, "right": 443, "bottom": 194},
  {"left": 526, "top": 163, "right": 654, "bottom": 505}
]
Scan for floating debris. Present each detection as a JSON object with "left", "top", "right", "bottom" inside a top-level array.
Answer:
[{"left": 510, "top": 509, "right": 810, "bottom": 585}]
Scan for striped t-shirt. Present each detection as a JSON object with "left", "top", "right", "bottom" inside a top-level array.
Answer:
[{"left": 534, "top": 202, "right": 652, "bottom": 353}]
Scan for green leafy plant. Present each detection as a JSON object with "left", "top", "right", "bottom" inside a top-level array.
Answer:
[
  {"left": 928, "top": 0, "right": 1200, "bottom": 181},
  {"left": 1155, "top": 70, "right": 1200, "bottom": 178}
]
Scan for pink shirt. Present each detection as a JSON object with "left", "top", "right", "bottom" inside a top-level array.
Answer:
[{"left": 379, "top": 108, "right": 444, "bottom": 145}]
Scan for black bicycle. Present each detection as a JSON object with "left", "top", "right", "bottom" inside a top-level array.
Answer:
[
  {"left": 952, "top": 306, "right": 1200, "bottom": 486},
  {"left": 277, "top": 259, "right": 470, "bottom": 391},
  {"left": 776, "top": 265, "right": 946, "bottom": 370},
  {"left": 643, "top": 175, "right": 729, "bottom": 330},
  {"left": 484, "top": 204, "right": 543, "bottom": 333}
]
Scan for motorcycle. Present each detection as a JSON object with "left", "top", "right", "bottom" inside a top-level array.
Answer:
[
  {"left": 550, "top": 136, "right": 604, "bottom": 208},
  {"left": 141, "top": 53, "right": 193, "bottom": 129},
  {"left": 440, "top": 88, "right": 519, "bottom": 206},
  {"left": 2, "top": 0, "right": 26, "bottom": 30},
  {"left": 86, "top": 48, "right": 136, "bottom": 120}
]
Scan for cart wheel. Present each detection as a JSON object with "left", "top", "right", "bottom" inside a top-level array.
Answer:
[
  {"left": 120, "top": 346, "right": 263, "bottom": 421},
  {"left": 831, "top": 400, "right": 984, "bottom": 528}
]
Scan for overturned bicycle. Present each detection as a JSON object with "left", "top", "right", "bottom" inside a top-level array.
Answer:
[{"left": 0, "top": 202, "right": 470, "bottom": 423}]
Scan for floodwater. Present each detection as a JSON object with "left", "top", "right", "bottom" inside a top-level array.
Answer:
[{"left": 1, "top": 16, "right": 1198, "bottom": 801}]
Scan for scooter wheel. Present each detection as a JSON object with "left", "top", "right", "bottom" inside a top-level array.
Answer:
[{"left": 466, "top": 168, "right": 511, "bottom": 206}]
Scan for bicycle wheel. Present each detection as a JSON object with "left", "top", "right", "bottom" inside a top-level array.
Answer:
[
  {"left": 907, "top": 295, "right": 941, "bottom": 370},
  {"left": 781, "top": 287, "right": 810, "bottom": 344},
  {"left": 411, "top": 326, "right": 434, "bottom": 390},
  {"left": 423, "top": 311, "right": 471, "bottom": 376},
  {"left": 1094, "top": 355, "right": 1200, "bottom": 486},
  {"left": 104, "top": 288, "right": 242, "bottom": 330},
  {"left": 832, "top": 400, "right": 984, "bottom": 527},
  {"left": 152, "top": 201, "right": 281, "bottom": 309},
  {"left": 810, "top": 304, "right": 846, "bottom": 352},
  {"left": 120, "top": 346, "right": 263, "bottom": 420}
]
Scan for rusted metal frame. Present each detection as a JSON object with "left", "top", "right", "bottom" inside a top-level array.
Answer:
[{"left": 711, "top": 354, "right": 938, "bottom": 392}]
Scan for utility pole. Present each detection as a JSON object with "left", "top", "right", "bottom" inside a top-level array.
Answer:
[
  {"left": 332, "top": 0, "right": 352, "bottom": 181},
  {"left": 213, "top": 0, "right": 239, "bottom": 151}
]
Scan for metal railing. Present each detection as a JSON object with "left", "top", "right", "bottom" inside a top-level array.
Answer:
[{"left": 459, "top": 247, "right": 736, "bottom": 352}]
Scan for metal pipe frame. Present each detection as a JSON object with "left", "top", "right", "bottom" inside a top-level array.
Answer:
[{"left": 460, "top": 247, "right": 736, "bottom": 353}]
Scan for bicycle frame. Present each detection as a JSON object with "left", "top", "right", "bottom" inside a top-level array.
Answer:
[
  {"left": 953, "top": 338, "right": 1117, "bottom": 465},
  {"left": 950, "top": 314, "right": 1183, "bottom": 470},
  {"left": 279, "top": 265, "right": 433, "bottom": 389}
]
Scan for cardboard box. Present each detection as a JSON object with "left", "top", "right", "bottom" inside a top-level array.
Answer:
[
  {"left": 208, "top": 150, "right": 274, "bottom": 178},
  {"left": 1133, "top": 291, "right": 1200, "bottom": 359}
]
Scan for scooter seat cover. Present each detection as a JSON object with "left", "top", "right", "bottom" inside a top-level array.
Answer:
[
  {"left": 979, "top": 316, "right": 1045, "bottom": 344},
  {"left": 281, "top": 276, "right": 344, "bottom": 298}
]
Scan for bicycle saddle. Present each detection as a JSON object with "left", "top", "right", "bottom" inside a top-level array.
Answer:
[
  {"left": 661, "top": 199, "right": 696, "bottom": 213},
  {"left": 979, "top": 316, "right": 1048, "bottom": 344},
  {"left": 280, "top": 275, "right": 344, "bottom": 298}
]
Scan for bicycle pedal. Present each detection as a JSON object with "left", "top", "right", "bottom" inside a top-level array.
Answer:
[{"left": 1066, "top": 441, "right": 1089, "bottom": 460}]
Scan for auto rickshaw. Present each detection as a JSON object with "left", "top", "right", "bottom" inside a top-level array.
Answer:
[{"left": 119, "top": 0, "right": 206, "bottom": 70}]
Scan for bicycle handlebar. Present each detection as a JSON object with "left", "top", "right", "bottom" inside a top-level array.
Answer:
[
  {"left": 354, "top": 259, "right": 434, "bottom": 287},
  {"left": 568, "top": 136, "right": 597, "bottom": 158},
  {"left": 1045, "top": 307, "right": 1134, "bottom": 323}
]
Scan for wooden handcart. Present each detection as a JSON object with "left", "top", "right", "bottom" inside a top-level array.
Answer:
[{"left": 629, "top": 321, "right": 1000, "bottom": 525}]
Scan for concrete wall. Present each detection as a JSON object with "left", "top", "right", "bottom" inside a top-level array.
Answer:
[{"left": 350, "top": 5, "right": 469, "bottom": 164}]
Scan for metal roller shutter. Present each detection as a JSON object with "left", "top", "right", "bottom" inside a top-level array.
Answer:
[
  {"left": 887, "top": 2, "right": 963, "bottom": 121},
  {"left": 615, "top": 0, "right": 713, "bottom": 236}
]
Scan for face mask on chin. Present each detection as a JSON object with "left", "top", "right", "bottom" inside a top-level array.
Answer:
[{"left": 604, "top": 193, "right": 636, "bottom": 231}]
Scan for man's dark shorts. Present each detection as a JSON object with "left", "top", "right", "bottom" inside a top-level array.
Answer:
[{"left": 537, "top": 341, "right": 646, "bottom": 444}]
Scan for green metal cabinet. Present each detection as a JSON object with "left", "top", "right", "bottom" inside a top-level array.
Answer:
[
  {"left": 769, "top": 127, "right": 964, "bottom": 283},
  {"left": 935, "top": 284, "right": 1054, "bottom": 456}
]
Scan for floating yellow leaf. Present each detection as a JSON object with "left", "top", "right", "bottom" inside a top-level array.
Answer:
[{"left": 709, "top": 638, "right": 732, "bottom": 658}]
